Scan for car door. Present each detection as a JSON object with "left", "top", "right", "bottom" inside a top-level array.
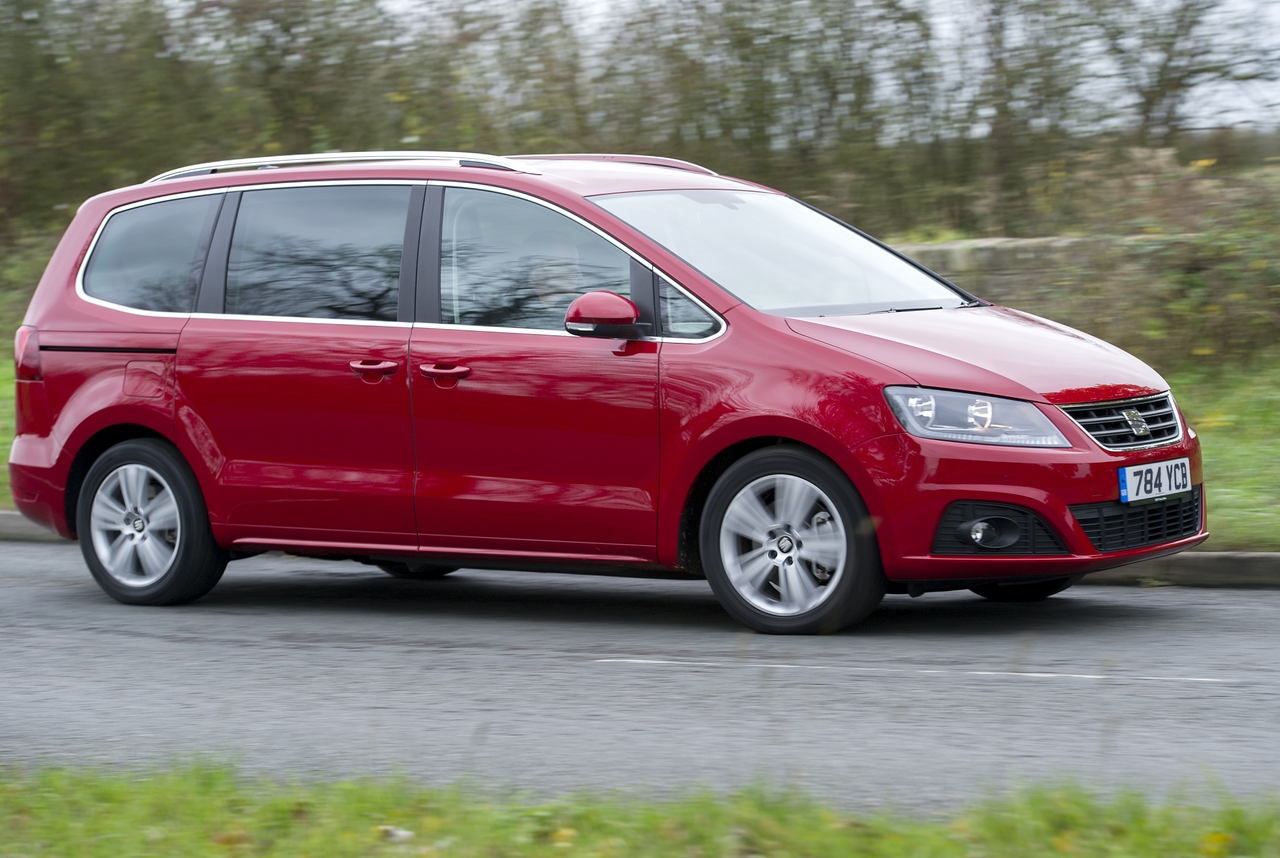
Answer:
[
  {"left": 410, "top": 185, "right": 661, "bottom": 563},
  {"left": 175, "top": 183, "right": 424, "bottom": 550}
]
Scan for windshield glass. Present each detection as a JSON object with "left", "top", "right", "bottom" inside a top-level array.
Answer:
[{"left": 592, "top": 189, "right": 965, "bottom": 315}]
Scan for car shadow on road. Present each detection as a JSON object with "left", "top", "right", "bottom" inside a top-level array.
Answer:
[
  {"left": 199, "top": 561, "right": 739, "bottom": 631},
  {"left": 855, "top": 590, "right": 1175, "bottom": 637},
  {"left": 183, "top": 558, "right": 1178, "bottom": 638}
]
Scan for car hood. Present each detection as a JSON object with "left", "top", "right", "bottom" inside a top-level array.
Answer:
[{"left": 787, "top": 305, "right": 1168, "bottom": 405}]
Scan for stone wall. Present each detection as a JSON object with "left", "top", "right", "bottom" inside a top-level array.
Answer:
[
  {"left": 892, "top": 237, "right": 1119, "bottom": 308},
  {"left": 888, "top": 236, "right": 1190, "bottom": 365}
]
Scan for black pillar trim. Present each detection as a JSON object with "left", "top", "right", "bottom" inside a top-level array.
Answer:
[
  {"left": 195, "top": 191, "right": 241, "bottom": 315},
  {"left": 186, "top": 193, "right": 224, "bottom": 312},
  {"left": 397, "top": 185, "right": 427, "bottom": 324},
  {"left": 629, "top": 258, "right": 657, "bottom": 332},
  {"left": 415, "top": 186, "right": 444, "bottom": 324}
]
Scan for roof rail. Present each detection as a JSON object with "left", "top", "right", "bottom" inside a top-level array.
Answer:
[
  {"left": 508, "top": 154, "right": 718, "bottom": 176},
  {"left": 145, "top": 151, "right": 538, "bottom": 183}
]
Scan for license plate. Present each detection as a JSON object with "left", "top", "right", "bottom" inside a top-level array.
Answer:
[{"left": 1119, "top": 457, "right": 1191, "bottom": 504}]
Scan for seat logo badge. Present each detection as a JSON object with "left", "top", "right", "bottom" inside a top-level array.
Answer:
[{"left": 1122, "top": 409, "right": 1151, "bottom": 436}]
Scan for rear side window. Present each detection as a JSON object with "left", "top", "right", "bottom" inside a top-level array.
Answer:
[
  {"left": 82, "top": 195, "right": 220, "bottom": 313},
  {"left": 441, "top": 188, "right": 632, "bottom": 330},
  {"left": 226, "top": 185, "right": 413, "bottom": 322}
]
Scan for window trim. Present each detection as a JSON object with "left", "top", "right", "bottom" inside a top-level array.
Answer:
[
  {"left": 75, "top": 178, "right": 726, "bottom": 342},
  {"left": 428, "top": 182, "right": 652, "bottom": 332},
  {"left": 76, "top": 180, "right": 427, "bottom": 327},
  {"left": 195, "top": 191, "right": 238, "bottom": 314},
  {"left": 654, "top": 271, "right": 724, "bottom": 341},
  {"left": 421, "top": 180, "right": 726, "bottom": 343},
  {"left": 219, "top": 181, "right": 423, "bottom": 324},
  {"left": 76, "top": 187, "right": 227, "bottom": 319}
]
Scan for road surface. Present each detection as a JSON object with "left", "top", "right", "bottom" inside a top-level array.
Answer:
[{"left": 2, "top": 542, "right": 1277, "bottom": 809}]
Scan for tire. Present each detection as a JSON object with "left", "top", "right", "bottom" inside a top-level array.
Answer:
[
  {"left": 76, "top": 439, "right": 228, "bottom": 606},
  {"left": 970, "top": 575, "right": 1082, "bottom": 602},
  {"left": 699, "top": 447, "right": 885, "bottom": 634},
  {"left": 377, "top": 561, "right": 458, "bottom": 581}
]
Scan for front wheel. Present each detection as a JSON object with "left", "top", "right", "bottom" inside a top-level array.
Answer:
[
  {"left": 970, "top": 575, "right": 1082, "bottom": 602},
  {"left": 699, "top": 447, "right": 885, "bottom": 634},
  {"left": 77, "top": 439, "right": 228, "bottom": 605}
]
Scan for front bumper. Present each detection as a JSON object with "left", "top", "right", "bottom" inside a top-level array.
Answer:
[{"left": 842, "top": 428, "right": 1207, "bottom": 583}]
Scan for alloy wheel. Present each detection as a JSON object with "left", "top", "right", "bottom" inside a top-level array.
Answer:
[
  {"left": 89, "top": 464, "right": 182, "bottom": 588},
  {"left": 717, "top": 473, "right": 848, "bottom": 616}
]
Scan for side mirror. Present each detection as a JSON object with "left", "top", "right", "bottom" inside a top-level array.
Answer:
[{"left": 564, "top": 291, "right": 650, "bottom": 339}]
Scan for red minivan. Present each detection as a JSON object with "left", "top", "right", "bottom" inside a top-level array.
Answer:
[{"left": 10, "top": 151, "right": 1207, "bottom": 633}]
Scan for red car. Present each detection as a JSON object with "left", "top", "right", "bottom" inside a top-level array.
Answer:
[{"left": 10, "top": 151, "right": 1207, "bottom": 633}]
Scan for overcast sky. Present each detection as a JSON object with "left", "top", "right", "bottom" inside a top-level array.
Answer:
[{"left": 564, "top": 0, "right": 1280, "bottom": 130}]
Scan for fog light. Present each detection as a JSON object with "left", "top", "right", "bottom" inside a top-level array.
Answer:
[
  {"left": 969, "top": 521, "right": 995, "bottom": 544},
  {"left": 957, "top": 516, "right": 1021, "bottom": 550}
]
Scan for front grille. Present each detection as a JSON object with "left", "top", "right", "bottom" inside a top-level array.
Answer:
[
  {"left": 932, "top": 501, "right": 1068, "bottom": 555},
  {"left": 1060, "top": 393, "right": 1181, "bottom": 450},
  {"left": 1070, "top": 485, "right": 1202, "bottom": 553}
]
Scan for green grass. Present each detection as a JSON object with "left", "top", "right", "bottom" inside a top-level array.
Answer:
[
  {"left": 1170, "top": 361, "right": 1280, "bottom": 551},
  {"left": 0, "top": 357, "right": 1275, "bottom": 549},
  {"left": 0, "top": 764, "right": 1277, "bottom": 857},
  {"left": 0, "top": 231, "right": 57, "bottom": 338}
]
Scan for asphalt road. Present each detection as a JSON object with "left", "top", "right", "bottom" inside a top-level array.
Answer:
[{"left": 2, "top": 541, "right": 1278, "bottom": 810}]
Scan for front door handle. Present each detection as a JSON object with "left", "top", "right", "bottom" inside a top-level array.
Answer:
[
  {"left": 420, "top": 364, "right": 471, "bottom": 379},
  {"left": 349, "top": 359, "right": 400, "bottom": 376}
]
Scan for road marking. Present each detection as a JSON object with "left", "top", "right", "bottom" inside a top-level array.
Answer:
[{"left": 594, "top": 658, "right": 1228, "bottom": 684}]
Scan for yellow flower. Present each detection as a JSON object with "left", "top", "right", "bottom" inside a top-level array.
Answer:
[{"left": 1199, "top": 830, "right": 1234, "bottom": 857}]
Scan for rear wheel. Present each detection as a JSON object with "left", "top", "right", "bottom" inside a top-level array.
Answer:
[
  {"left": 377, "top": 561, "right": 458, "bottom": 581},
  {"left": 77, "top": 439, "right": 227, "bottom": 605},
  {"left": 699, "top": 447, "right": 884, "bottom": 634},
  {"left": 970, "top": 575, "right": 1081, "bottom": 602}
]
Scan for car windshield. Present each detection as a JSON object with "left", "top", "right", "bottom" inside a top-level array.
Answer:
[{"left": 592, "top": 189, "right": 966, "bottom": 316}]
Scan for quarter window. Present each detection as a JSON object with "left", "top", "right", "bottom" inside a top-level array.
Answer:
[
  {"left": 226, "top": 185, "right": 413, "bottom": 321},
  {"left": 83, "top": 195, "right": 220, "bottom": 313},
  {"left": 659, "top": 277, "right": 720, "bottom": 338},
  {"left": 440, "top": 188, "right": 631, "bottom": 330}
]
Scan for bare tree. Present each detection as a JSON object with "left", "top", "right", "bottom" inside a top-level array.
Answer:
[
  {"left": 1090, "top": 0, "right": 1279, "bottom": 145},
  {"left": 971, "top": 0, "right": 1091, "bottom": 234}
]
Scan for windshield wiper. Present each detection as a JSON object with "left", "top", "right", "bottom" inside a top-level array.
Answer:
[{"left": 869, "top": 305, "right": 944, "bottom": 314}]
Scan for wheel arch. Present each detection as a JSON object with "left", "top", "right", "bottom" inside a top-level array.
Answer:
[
  {"left": 64, "top": 424, "right": 174, "bottom": 539},
  {"left": 674, "top": 433, "right": 882, "bottom": 577}
]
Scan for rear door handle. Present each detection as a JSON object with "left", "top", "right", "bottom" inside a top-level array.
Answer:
[
  {"left": 349, "top": 359, "right": 399, "bottom": 376},
  {"left": 420, "top": 364, "right": 471, "bottom": 379}
]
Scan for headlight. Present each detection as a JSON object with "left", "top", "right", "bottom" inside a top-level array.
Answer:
[{"left": 884, "top": 386, "right": 1070, "bottom": 447}]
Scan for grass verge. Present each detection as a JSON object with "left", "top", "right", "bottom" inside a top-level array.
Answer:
[
  {"left": 1169, "top": 360, "right": 1280, "bottom": 551},
  {"left": 0, "top": 765, "right": 1277, "bottom": 857}
]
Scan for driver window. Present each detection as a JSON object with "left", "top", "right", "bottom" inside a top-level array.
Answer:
[{"left": 440, "top": 188, "right": 631, "bottom": 331}]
